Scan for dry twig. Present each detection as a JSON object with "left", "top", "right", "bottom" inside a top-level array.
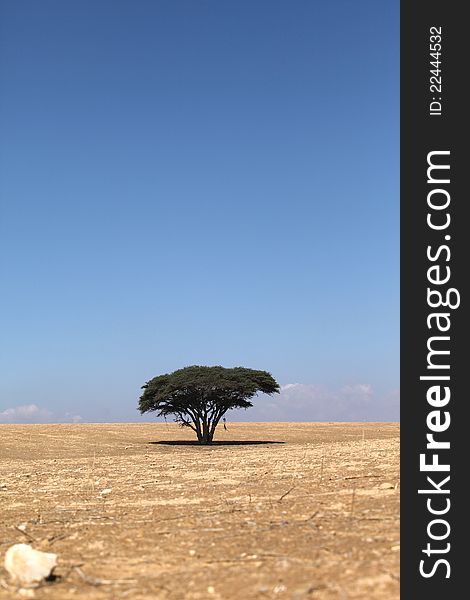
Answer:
[
  {"left": 344, "top": 474, "right": 380, "bottom": 480},
  {"left": 278, "top": 486, "right": 296, "bottom": 503},
  {"left": 304, "top": 510, "right": 319, "bottom": 522},
  {"left": 14, "top": 526, "right": 36, "bottom": 543}
]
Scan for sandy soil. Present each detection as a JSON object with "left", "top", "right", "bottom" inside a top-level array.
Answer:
[{"left": 0, "top": 422, "right": 399, "bottom": 599}]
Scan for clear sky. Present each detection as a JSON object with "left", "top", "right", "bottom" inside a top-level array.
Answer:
[{"left": 0, "top": 0, "right": 399, "bottom": 423}]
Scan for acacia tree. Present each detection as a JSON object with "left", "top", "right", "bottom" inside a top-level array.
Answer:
[{"left": 138, "top": 365, "right": 280, "bottom": 444}]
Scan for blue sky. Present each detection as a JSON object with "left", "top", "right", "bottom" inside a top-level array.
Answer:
[{"left": 0, "top": 1, "right": 399, "bottom": 423}]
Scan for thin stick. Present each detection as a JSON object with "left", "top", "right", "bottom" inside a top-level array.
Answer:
[
  {"left": 344, "top": 474, "right": 380, "bottom": 480},
  {"left": 14, "top": 526, "right": 36, "bottom": 543},
  {"left": 47, "top": 533, "right": 68, "bottom": 545},
  {"left": 278, "top": 485, "right": 296, "bottom": 503},
  {"left": 304, "top": 510, "right": 319, "bottom": 522}
]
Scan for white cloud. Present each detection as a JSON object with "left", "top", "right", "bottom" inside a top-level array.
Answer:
[
  {"left": 231, "top": 383, "right": 399, "bottom": 422},
  {"left": 0, "top": 405, "right": 86, "bottom": 424},
  {"left": 0, "top": 404, "right": 53, "bottom": 424},
  {"left": 280, "top": 383, "right": 301, "bottom": 391}
]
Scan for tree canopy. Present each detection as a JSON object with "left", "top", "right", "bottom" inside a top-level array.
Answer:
[{"left": 138, "top": 365, "right": 280, "bottom": 444}]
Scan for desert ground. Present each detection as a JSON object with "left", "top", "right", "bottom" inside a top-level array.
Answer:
[{"left": 0, "top": 422, "right": 399, "bottom": 599}]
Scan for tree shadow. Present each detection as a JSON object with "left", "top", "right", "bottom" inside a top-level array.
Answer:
[{"left": 149, "top": 440, "right": 285, "bottom": 446}]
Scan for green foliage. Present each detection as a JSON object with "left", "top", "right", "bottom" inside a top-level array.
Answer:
[{"left": 139, "top": 365, "right": 279, "bottom": 444}]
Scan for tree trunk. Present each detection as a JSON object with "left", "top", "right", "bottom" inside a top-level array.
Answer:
[
  {"left": 199, "top": 420, "right": 212, "bottom": 444},
  {"left": 194, "top": 419, "right": 202, "bottom": 442},
  {"left": 208, "top": 410, "right": 225, "bottom": 442}
]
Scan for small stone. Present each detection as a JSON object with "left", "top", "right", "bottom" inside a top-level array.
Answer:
[
  {"left": 379, "top": 482, "right": 394, "bottom": 489},
  {"left": 207, "top": 586, "right": 215, "bottom": 594},
  {"left": 18, "top": 589, "right": 35, "bottom": 598},
  {"left": 4, "top": 544, "right": 57, "bottom": 585},
  {"left": 188, "top": 550, "right": 196, "bottom": 556},
  {"left": 391, "top": 544, "right": 400, "bottom": 552},
  {"left": 100, "top": 488, "right": 112, "bottom": 495}
]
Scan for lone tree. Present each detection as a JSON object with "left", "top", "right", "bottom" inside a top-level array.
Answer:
[{"left": 138, "top": 365, "right": 280, "bottom": 444}]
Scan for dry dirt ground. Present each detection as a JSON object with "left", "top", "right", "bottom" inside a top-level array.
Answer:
[{"left": 0, "top": 422, "right": 399, "bottom": 600}]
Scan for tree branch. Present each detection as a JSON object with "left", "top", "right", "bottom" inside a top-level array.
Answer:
[{"left": 176, "top": 412, "right": 197, "bottom": 433}]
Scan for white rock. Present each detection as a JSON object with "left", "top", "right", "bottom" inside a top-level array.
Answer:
[
  {"left": 100, "top": 488, "right": 112, "bottom": 495},
  {"left": 4, "top": 544, "right": 57, "bottom": 585},
  {"left": 273, "top": 584, "right": 287, "bottom": 593}
]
